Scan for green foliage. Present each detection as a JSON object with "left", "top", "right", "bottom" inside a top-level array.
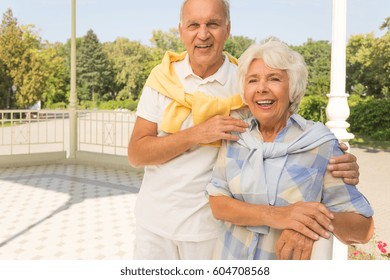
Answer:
[
  {"left": 97, "top": 100, "right": 119, "bottom": 110},
  {"left": 292, "top": 39, "right": 331, "bottom": 97},
  {"left": 224, "top": 35, "right": 255, "bottom": 58},
  {"left": 147, "top": 28, "right": 184, "bottom": 83},
  {"left": 0, "top": 60, "right": 11, "bottom": 108},
  {"left": 98, "top": 99, "right": 139, "bottom": 111},
  {"left": 126, "top": 99, "right": 139, "bottom": 111},
  {"left": 298, "top": 95, "right": 328, "bottom": 123},
  {"left": 150, "top": 28, "right": 185, "bottom": 53},
  {"left": 347, "top": 29, "right": 390, "bottom": 99},
  {"left": 77, "top": 29, "right": 114, "bottom": 103},
  {"left": 40, "top": 43, "right": 69, "bottom": 107},
  {"left": 0, "top": 9, "right": 46, "bottom": 108},
  {"left": 79, "top": 100, "right": 96, "bottom": 110},
  {"left": 380, "top": 16, "right": 390, "bottom": 31},
  {"left": 349, "top": 98, "right": 390, "bottom": 141},
  {"left": 15, "top": 48, "right": 46, "bottom": 108},
  {"left": 103, "top": 38, "right": 151, "bottom": 101},
  {"left": 45, "top": 102, "right": 67, "bottom": 109}
]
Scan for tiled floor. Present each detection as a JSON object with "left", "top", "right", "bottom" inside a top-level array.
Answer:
[{"left": 0, "top": 164, "right": 144, "bottom": 260}]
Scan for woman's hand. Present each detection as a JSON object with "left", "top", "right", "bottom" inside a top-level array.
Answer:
[
  {"left": 276, "top": 229, "right": 314, "bottom": 260},
  {"left": 268, "top": 201, "right": 334, "bottom": 240}
]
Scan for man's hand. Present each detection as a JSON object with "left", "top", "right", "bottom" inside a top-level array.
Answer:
[
  {"left": 328, "top": 143, "right": 359, "bottom": 185},
  {"left": 193, "top": 115, "right": 249, "bottom": 145},
  {"left": 276, "top": 229, "right": 314, "bottom": 260}
]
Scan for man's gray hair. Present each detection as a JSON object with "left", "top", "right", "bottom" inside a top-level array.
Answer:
[
  {"left": 238, "top": 38, "right": 308, "bottom": 114},
  {"left": 179, "top": 0, "right": 230, "bottom": 26}
]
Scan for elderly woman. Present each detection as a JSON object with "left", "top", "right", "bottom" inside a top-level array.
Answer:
[{"left": 206, "top": 39, "right": 374, "bottom": 260}]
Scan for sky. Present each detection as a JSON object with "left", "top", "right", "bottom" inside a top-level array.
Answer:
[{"left": 1, "top": 0, "right": 389, "bottom": 46}]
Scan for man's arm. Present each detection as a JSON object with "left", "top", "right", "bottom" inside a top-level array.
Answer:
[
  {"left": 127, "top": 115, "right": 248, "bottom": 167},
  {"left": 328, "top": 143, "right": 359, "bottom": 185}
]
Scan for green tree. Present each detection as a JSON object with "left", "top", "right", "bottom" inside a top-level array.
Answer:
[
  {"left": 148, "top": 28, "right": 185, "bottom": 76},
  {"left": 103, "top": 38, "right": 151, "bottom": 101},
  {"left": 77, "top": 29, "right": 114, "bottom": 105},
  {"left": 150, "top": 28, "right": 185, "bottom": 53},
  {"left": 380, "top": 16, "right": 390, "bottom": 31},
  {"left": 292, "top": 39, "right": 331, "bottom": 98},
  {"left": 346, "top": 33, "right": 376, "bottom": 98},
  {"left": 224, "top": 35, "right": 255, "bottom": 58},
  {"left": 0, "top": 9, "right": 46, "bottom": 108},
  {"left": 372, "top": 19, "right": 390, "bottom": 98},
  {"left": 347, "top": 18, "right": 390, "bottom": 99},
  {"left": 290, "top": 39, "right": 331, "bottom": 122},
  {"left": 0, "top": 56, "right": 11, "bottom": 108},
  {"left": 40, "top": 43, "right": 69, "bottom": 107}
]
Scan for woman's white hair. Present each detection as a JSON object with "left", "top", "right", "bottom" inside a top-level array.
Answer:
[
  {"left": 179, "top": 0, "right": 230, "bottom": 26},
  {"left": 238, "top": 38, "right": 308, "bottom": 114}
]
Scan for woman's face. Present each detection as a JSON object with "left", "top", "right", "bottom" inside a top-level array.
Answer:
[{"left": 244, "top": 58, "right": 291, "bottom": 128}]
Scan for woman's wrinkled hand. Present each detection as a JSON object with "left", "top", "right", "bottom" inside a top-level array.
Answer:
[{"left": 268, "top": 201, "right": 334, "bottom": 240}]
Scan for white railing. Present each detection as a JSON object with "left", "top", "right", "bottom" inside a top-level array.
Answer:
[
  {"left": 0, "top": 110, "right": 67, "bottom": 155},
  {"left": 77, "top": 110, "right": 136, "bottom": 156},
  {"left": 0, "top": 109, "right": 136, "bottom": 158}
]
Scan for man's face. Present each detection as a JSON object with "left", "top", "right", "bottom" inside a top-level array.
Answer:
[{"left": 179, "top": 0, "right": 231, "bottom": 77}]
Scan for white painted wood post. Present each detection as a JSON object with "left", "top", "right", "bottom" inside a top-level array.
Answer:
[
  {"left": 69, "top": 0, "right": 78, "bottom": 159},
  {"left": 326, "top": 0, "right": 353, "bottom": 260}
]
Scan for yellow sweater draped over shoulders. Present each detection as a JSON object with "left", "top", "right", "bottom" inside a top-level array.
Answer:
[{"left": 144, "top": 51, "right": 244, "bottom": 139}]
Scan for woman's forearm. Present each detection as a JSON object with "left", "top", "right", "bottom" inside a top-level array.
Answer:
[
  {"left": 209, "top": 195, "right": 268, "bottom": 226},
  {"left": 331, "top": 212, "right": 374, "bottom": 244},
  {"left": 209, "top": 196, "right": 334, "bottom": 240}
]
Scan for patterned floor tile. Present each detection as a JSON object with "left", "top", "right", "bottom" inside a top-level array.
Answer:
[{"left": 0, "top": 164, "right": 141, "bottom": 260}]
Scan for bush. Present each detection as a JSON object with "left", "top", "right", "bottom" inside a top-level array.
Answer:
[
  {"left": 98, "top": 99, "right": 139, "bottom": 111},
  {"left": 298, "top": 95, "right": 328, "bottom": 123},
  {"left": 79, "top": 100, "right": 97, "bottom": 109},
  {"left": 123, "top": 99, "right": 139, "bottom": 111},
  {"left": 98, "top": 100, "right": 118, "bottom": 110},
  {"left": 349, "top": 98, "right": 390, "bottom": 141},
  {"left": 45, "top": 102, "right": 67, "bottom": 109}
]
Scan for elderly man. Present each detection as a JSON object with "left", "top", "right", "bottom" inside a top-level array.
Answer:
[{"left": 128, "top": 0, "right": 359, "bottom": 260}]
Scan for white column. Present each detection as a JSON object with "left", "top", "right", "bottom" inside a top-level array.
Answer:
[
  {"left": 326, "top": 0, "right": 354, "bottom": 144},
  {"left": 69, "top": 0, "right": 77, "bottom": 158},
  {"left": 326, "top": 0, "right": 352, "bottom": 260}
]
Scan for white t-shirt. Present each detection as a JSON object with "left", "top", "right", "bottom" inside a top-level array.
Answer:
[{"left": 134, "top": 54, "right": 239, "bottom": 242}]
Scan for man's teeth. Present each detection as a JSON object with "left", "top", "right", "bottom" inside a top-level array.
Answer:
[{"left": 196, "top": 45, "right": 211, "bottom": 48}]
